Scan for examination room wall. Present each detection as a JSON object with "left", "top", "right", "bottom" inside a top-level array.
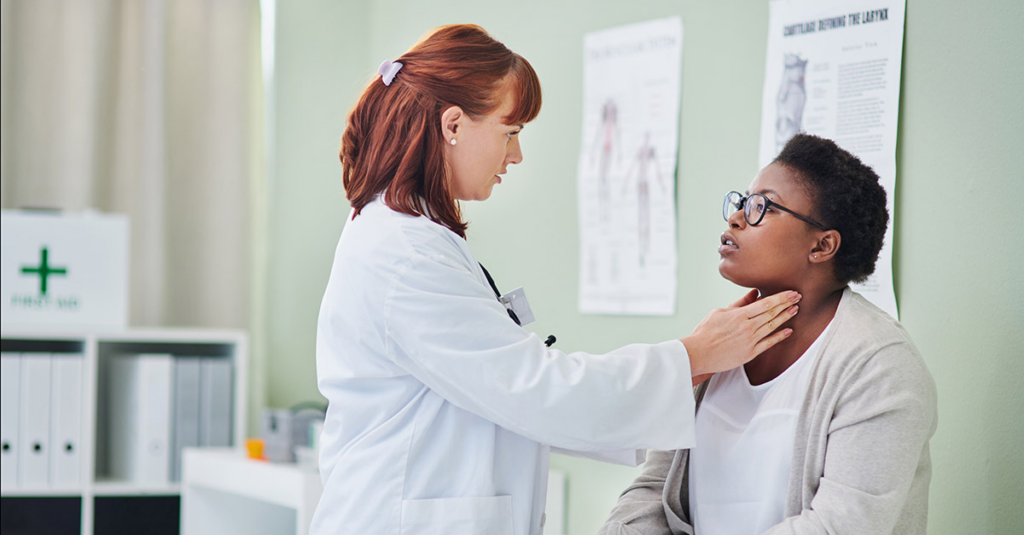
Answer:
[{"left": 266, "top": 1, "right": 1024, "bottom": 533}]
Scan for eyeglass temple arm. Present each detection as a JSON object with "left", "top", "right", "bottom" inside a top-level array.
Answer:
[{"left": 769, "top": 202, "right": 828, "bottom": 229}]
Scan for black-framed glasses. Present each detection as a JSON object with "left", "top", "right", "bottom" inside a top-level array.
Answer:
[{"left": 723, "top": 191, "right": 827, "bottom": 229}]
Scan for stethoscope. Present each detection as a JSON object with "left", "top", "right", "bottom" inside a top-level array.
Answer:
[{"left": 479, "top": 263, "right": 556, "bottom": 347}]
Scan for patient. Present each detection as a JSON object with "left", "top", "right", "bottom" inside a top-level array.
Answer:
[{"left": 599, "top": 134, "right": 937, "bottom": 535}]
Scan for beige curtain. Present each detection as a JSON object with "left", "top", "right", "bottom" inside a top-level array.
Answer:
[{"left": 0, "top": 0, "right": 263, "bottom": 331}]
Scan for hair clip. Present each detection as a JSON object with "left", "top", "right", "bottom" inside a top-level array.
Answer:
[{"left": 377, "top": 60, "right": 403, "bottom": 86}]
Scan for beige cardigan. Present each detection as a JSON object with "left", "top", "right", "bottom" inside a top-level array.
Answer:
[{"left": 599, "top": 288, "right": 938, "bottom": 535}]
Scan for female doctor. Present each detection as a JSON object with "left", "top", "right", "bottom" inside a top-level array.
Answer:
[{"left": 311, "top": 25, "right": 801, "bottom": 535}]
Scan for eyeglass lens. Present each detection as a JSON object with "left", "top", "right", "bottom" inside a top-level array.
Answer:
[
  {"left": 724, "top": 192, "right": 742, "bottom": 220},
  {"left": 745, "top": 195, "right": 767, "bottom": 225},
  {"left": 723, "top": 192, "right": 767, "bottom": 226}
]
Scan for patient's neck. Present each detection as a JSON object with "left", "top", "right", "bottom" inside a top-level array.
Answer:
[{"left": 744, "top": 283, "right": 844, "bottom": 386}]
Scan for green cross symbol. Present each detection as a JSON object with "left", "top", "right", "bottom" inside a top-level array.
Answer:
[{"left": 20, "top": 247, "right": 68, "bottom": 296}]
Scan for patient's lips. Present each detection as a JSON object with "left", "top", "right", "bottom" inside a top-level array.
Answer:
[{"left": 719, "top": 232, "right": 739, "bottom": 255}]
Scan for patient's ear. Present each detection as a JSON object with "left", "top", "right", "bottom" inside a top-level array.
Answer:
[{"left": 810, "top": 230, "right": 841, "bottom": 263}]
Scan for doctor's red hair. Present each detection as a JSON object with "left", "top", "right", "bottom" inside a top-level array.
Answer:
[{"left": 341, "top": 24, "right": 542, "bottom": 238}]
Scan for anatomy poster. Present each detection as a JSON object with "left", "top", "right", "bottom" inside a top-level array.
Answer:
[
  {"left": 759, "top": 0, "right": 906, "bottom": 318},
  {"left": 577, "top": 17, "right": 682, "bottom": 315}
]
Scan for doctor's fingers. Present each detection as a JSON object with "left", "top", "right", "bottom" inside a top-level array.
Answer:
[
  {"left": 731, "top": 303, "right": 799, "bottom": 362},
  {"left": 728, "top": 288, "right": 761, "bottom": 309},
  {"left": 752, "top": 321, "right": 795, "bottom": 357},
  {"left": 756, "top": 301, "right": 800, "bottom": 337},
  {"left": 753, "top": 313, "right": 798, "bottom": 356},
  {"left": 741, "top": 290, "right": 802, "bottom": 319}
]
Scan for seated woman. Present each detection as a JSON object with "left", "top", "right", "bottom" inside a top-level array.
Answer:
[{"left": 599, "top": 133, "right": 937, "bottom": 535}]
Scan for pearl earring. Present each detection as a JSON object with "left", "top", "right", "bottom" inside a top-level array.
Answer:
[
  {"left": 814, "top": 255, "right": 818, "bottom": 259},
  {"left": 450, "top": 139, "right": 457, "bottom": 146}
]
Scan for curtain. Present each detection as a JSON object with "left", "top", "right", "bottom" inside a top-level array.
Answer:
[{"left": 0, "top": 0, "right": 263, "bottom": 331}]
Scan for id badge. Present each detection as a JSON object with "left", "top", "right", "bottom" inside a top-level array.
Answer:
[{"left": 500, "top": 286, "right": 535, "bottom": 326}]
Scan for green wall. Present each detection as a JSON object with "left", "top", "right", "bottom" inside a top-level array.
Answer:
[
  {"left": 268, "top": 1, "right": 1024, "bottom": 533},
  {"left": 266, "top": 0, "right": 367, "bottom": 410}
]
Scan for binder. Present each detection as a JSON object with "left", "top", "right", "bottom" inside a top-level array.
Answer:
[
  {"left": 171, "top": 357, "right": 201, "bottom": 481},
  {"left": 0, "top": 352, "right": 20, "bottom": 487},
  {"left": 108, "top": 353, "right": 173, "bottom": 485},
  {"left": 199, "top": 358, "right": 233, "bottom": 447},
  {"left": 50, "top": 353, "right": 84, "bottom": 487},
  {"left": 19, "top": 353, "right": 51, "bottom": 488}
]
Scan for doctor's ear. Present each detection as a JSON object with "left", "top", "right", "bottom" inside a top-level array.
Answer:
[
  {"left": 810, "top": 230, "right": 841, "bottom": 264},
  {"left": 441, "top": 106, "right": 464, "bottom": 145}
]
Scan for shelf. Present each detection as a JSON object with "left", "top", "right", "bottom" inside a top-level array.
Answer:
[
  {"left": 1, "top": 328, "right": 248, "bottom": 535},
  {"left": 91, "top": 481, "right": 181, "bottom": 496},
  {"left": 1, "top": 482, "right": 181, "bottom": 497},
  {"left": 0, "top": 327, "right": 246, "bottom": 343},
  {"left": 0, "top": 485, "right": 85, "bottom": 497},
  {"left": 181, "top": 448, "right": 320, "bottom": 509},
  {"left": 180, "top": 448, "right": 322, "bottom": 535}
]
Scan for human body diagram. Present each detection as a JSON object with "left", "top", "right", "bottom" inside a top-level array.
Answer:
[
  {"left": 591, "top": 98, "right": 622, "bottom": 225},
  {"left": 620, "top": 132, "right": 668, "bottom": 268},
  {"left": 775, "top": 53, "right": 808, "bottom": 153}
]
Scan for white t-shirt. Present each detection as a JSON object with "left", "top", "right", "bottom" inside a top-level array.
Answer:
[{"left": 689, "top": 321, "right": 832, "bottom": 534}]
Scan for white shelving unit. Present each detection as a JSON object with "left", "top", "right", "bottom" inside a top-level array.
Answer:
[
  {"left": 179, "top": 450, "right": 569, "bottom": 535},
  {"left": 0, "top": 328, "right": 248, "bottom": 535},
  {"left": 180, "top": 448, "right": 322, "bottom": 535}
]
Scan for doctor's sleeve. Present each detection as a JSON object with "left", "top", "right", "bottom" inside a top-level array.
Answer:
[
  {"left": 382, "top": 250, "right": 697, "bottom": 452},
  {"left": 597, "top": 449, "right": 677, "bottom": 535}
]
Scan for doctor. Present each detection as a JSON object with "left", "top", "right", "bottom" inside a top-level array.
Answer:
[{"left": 312, "top": 24, "right": 801, "bottom": 535}]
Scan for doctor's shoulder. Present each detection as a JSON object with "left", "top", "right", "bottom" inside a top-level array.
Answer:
[{"left": 345, "top": 201, "right": 473, "bottom": 271}]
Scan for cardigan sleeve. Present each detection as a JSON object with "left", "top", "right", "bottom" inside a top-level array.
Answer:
[
  {"left": 763, "top": 341, "right": 938, "bottom": 535},
  {"left": 597, "top": 449, "right": 678, "bottom": 535}
]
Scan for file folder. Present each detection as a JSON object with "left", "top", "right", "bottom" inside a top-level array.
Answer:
[
  {"left": 19, "top": 353, "right": 52, "bottom": 488},
  {"left": 108, "top": 353, "right": 173, "bottom": 485},
  {"left": 0, "top": 352, "right": 20, "bottom": 487},
  {"left": 199, "top": 358, "right": 233, "bottom": 447},
  {"left": 50, "top": 353, "right": 84, "bottom": 487},
  {"left": 171, "top": 357, "right": 201, "bottom": 482}
]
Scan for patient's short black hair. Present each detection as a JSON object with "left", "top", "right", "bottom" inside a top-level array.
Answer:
[{"left": 774, "top": 134, "right": 888, "bottom": 284}]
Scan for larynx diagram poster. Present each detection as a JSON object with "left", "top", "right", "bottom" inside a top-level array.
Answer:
[
  {"left": 760, "top": 0, "right": 906, "bottom": 318},
  {"left": 577, "top": 17, "right": 682, "bottom": 316}
]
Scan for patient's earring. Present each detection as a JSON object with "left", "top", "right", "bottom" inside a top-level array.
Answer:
[
  {"left": 813, "top": 255, "right": 818, "bottom": 259},
  {"left": 450, "top": 139, "right": 457, "bottom": 146}
]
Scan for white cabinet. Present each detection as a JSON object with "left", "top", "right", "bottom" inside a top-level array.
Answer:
[
  {"left": 0, "top": 329, "right": 247, "bottom": 535},
  {"left": 179, "top": 451, "right": 569, "bottom": 535},
  {"left": 180, "top": 448, "right": 322, "bottom": 535}
]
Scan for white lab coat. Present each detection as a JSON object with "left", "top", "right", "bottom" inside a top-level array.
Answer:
[{"left": 311, "top": 197, "right": 697, "bottom": 535}]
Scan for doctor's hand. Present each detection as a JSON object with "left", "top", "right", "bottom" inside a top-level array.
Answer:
[{"left": 681, "top": 289, "right": 801, "bottom": 377}]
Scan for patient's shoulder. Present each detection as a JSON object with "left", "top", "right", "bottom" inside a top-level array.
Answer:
[
  {"left": 832, "top": 289, "right": 918, "bottom": 352},
  {"left": 823, "top": 289, "right": 935, "bottom": 399}
]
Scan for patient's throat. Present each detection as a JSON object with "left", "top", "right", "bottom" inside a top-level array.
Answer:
[{"left": 743, "top": 349, "right": 800, "bottom": 386}]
